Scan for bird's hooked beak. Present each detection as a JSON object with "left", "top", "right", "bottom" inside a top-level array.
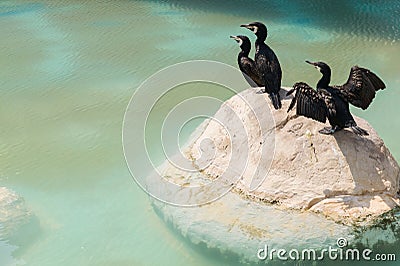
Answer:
[
  {"left": 230, "top": 35, "right": 241, "bottom": 43},
  {"left": 305, "top": 60, "right": 317, "bottom": 66},
  {"left": 241, "top": 24, "right": 257, "bottom": 33},
  {"left": 306, "top": 60, "right": 320, "bottom": 70}
]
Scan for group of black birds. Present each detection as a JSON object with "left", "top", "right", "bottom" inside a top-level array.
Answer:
[{"left": 231, "top": 22, "right": 386, "bottom": 136}]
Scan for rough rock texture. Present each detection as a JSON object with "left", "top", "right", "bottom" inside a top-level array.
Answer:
[
  {"left": 150, "top": 88, "right": 400, "bottom": 261},
  {"left": 155, "top": 88, "right": 400, "bottom": 226},
  {"left": 0, "top": 187, "right": 31, "bottom": 236},
  {"left": 0, "top": 187, "right": 37, "bottom": 265},
  {"left": 186, "top": 88, "right": 400, "bottom": 226}
]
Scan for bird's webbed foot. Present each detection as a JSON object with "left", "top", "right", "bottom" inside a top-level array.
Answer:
[
  {"left": 344, "top": 121, "right": 369, "bottom": 136},
  {"left": 318, "top": 126, "right": 341, "bottom": 135},
  {"left": 350, "top": 126, "right": 369, "bottom": 136}
]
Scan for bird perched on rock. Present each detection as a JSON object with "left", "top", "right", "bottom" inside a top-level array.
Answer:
[
  {"left": 230, "top": 35, "right": 263, "bottom": 87},
  {"left": 287, "top": 60, "right": 386, "bottom": 135},
  {"left": 241, "top": 22, "right": 282, "bottom": 109}
]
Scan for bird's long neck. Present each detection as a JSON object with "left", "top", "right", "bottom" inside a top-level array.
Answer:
[
  {"left": 238, "top": 48, "right": 250, "bottom": 59},
  {"left": 255, "top": 35, "right": 267, "bottom": 45},
  {"left": 238, "top": 45, "right": 251, "bottom": 60},
  {"left": 255, "top": 38, "right": 266, "bottom": 54},
  {"left": 317, "top": 72, "right": 331, "bottom": 89}
]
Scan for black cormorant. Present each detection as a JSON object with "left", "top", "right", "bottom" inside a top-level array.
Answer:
[
  {"left": 241, "top": 22, "right": 282, "bottom": 109},
  {"left": 287, "top": 61, "right": 386, "bottom": 135},
  {"left": 230, "top": 35, "right": 263, "bottom": 87}
]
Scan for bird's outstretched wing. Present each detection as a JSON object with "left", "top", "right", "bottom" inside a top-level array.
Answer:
[
  {"left": 287, "top": 82, "right": 334, "bottom": 123},
  {"left": 335, "top": 66, "right": 386, "bottom": 110},
  {"left": 239, "top": 57, "right": 263, "bottom": 87}
]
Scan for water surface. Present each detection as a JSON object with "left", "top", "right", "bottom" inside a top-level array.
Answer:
[{"left": 0, "top": 0, "right": 399, "bottom": 265}]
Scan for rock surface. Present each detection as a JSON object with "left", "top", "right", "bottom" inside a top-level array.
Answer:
[
  {"left": 0, "top": 187, "right": 39, "bottom": 265},
  {"left": 0, "top": 187, "right": 32, "bottom": 236},
  {"left": 149, "top": 87, "right": 400, "bottom": 262},
  {"left": 185, "top": 88, "right": 400, "bottom": 226},
  {"left": 0, "top": 187, "right": 31, "bottom": 232}
]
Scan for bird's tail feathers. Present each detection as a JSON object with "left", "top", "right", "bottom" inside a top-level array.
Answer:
[{"left": 270, "top": 92, "right": 282, "bottom": 110}]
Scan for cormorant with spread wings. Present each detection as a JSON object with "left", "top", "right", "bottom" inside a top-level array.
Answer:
[{"left": 287, "top": 61, "right": 386, "bottom": 135}]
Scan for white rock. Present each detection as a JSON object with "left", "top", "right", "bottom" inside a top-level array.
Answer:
[
  {"left": 149, "top": 88, "right": 400, "bottom": 262},
  {"left": 187, "top": 88, "right": 400, "bottom": 226},
  {"left": 0, "top": 187, "right": 31, "bottom": 236}
]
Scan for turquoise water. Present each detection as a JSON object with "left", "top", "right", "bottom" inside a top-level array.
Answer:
[{"left": 0, "top": 0, "right": 399, "bottom": 265}]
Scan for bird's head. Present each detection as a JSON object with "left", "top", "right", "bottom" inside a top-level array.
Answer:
[
  {"left": 306, "top": 60, "right": 331, "bottom": 76},
  {"left": 230, "top": 35, "right": 251, "bottom": 50},
  {"left": 240, "top": 22, "right": 267, "bottom": 39}
]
